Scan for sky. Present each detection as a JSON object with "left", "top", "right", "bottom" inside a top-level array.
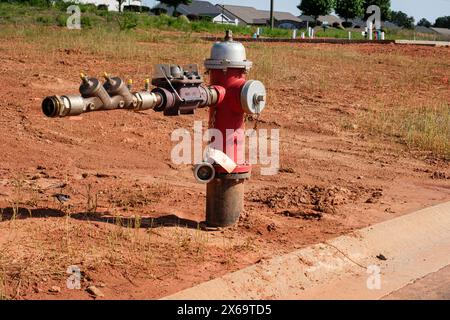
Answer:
[{"left": 143, "top": 0, "right": 450, "bottom": 23}]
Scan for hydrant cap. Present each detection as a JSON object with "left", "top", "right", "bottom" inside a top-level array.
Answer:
[
  {"left": 241, "top": 80, "right": 266, "bottom": 114},
  {"left": 204, "top": 33, "right": 252, "bottom": 71}
]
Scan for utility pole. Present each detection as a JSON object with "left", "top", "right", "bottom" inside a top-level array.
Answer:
[{"left": 269, "top": 0, "right": 274, "bottom": 29}]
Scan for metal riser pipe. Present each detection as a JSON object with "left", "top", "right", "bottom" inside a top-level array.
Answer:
[{"left": 206, "top": 178, "right": 244, "bottom": 227}]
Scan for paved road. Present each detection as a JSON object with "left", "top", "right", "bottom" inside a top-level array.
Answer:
[{"left": 384, "top": 265, "right": 450, "bottom": 300}]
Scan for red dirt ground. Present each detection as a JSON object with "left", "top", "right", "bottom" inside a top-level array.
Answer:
[{"left": 0, "top": 36, "right": 449, "bottom": 299}]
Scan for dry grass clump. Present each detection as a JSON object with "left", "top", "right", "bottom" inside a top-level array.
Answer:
[{"left": 361, "top": 102, "right": 449, "bottom": 159}]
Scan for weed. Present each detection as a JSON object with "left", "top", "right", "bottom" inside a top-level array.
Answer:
[
  {"left": 117, "top": 12, "right": 138, "bottom": 30},
  {"left": 192, "top": 223, "right": 208, "bottom": 260},
  {"left": 9, "top": 178, "right": 25, "bottom": 222},
  {"left": 85, "top": 184, "right": 98, "bottom": 214},
  {"left": 0, "top": 268, "right": 7, "bottom": 300}
]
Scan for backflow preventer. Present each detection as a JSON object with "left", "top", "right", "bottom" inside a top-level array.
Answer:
[{"left": 41, "top": 31, "right": 267, "bottom": 228}]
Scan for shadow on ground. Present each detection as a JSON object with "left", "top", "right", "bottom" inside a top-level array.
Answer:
[{"left": 0, "top": 207, "right": 204, "bottom": 230}]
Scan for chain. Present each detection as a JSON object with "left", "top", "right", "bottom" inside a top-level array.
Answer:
[
  {"left": 206, "top": 105, "right": 217, "bottom": 151},
  {"left": 209, "top": 105, "right": 217, "bottom": 129},
  {"left": 252, "top": 112, "right": 261, "bottom": 131}
]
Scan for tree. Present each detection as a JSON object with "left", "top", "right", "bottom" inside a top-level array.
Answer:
[
  {"left": 297, "top": 0, "right": 335, "bottom": 21},
  {"left": 158, "top": 0, "right": 192, "bottom": 16},
  {"left": 335, "top": 0, "right": 365, "bottom": 22},
  {"left": 417, "top": 18, "right": 432, "bottom": 28},
  {"left": 116, "top": 0, "right": 125, "bottom": 12},
  {"left": 390, "top": 10, "right": 414, "bottom": 29},
  {"left": 363, "top": 0, "right": 391, "bottom": 21},
  {"left": 434, "top": 16, "right": 450, "bottom": 28}
]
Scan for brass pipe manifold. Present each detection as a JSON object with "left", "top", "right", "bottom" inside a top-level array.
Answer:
[{"left": 42, "top": 73, "right": 162, "bottom": 118}]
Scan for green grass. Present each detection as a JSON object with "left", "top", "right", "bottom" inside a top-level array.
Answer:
[
  {"left": 0, "top": 2, "right": 290, "bottom": 37},
  {"left": 1, "top": 2, "right": 447, "bottom": 41}
]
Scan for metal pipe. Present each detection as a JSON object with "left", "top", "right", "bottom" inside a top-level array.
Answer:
[
  {"left": 269, "top": 0, "right": 274, "bottom": 29},
  {"left": 42, "top": 73, "right": 166, "bottom": 118},
  {"left": 42, "top": 74, "right": 222, "bottom": 118},
  {"left": 42, "top": 91, "right": 162, "bottom": 118},
  {"left": 206, "top": 176, "right": 246, "bottom": 227}
]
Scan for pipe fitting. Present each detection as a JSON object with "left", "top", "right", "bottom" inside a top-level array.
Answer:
[
  {"left": 199, "top": 85, "right": 225, "bottom": 107},
  {"left": 151, "top": 87, "right": 176, "bottom": 114},
  {"left": 41, "top": 95, "right": 100, "bottom": 117},
  {"left": 79, "top": 76, "right": 113, "bottom": 108},
  {"left": 133, "top": 91, "right": 162, "bottom": 111},
  {"left": 193, "top": 162, "right": 215, "bottom": 184},
  {"left": 103, "top": 75, "right": 137, "bottom": 109}
]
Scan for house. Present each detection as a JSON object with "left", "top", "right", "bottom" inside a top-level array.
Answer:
[
  {"left": 297, "top": 14, "right": 344, "bottom": 27},
  {"left": 217, "top": 4, "right": 302, "bottom": 29},
  {"left": 296, "top": 15, "right": 315, "bottom": 28},
  {"left": 347, "top": 18, "right": 401, "bottom": 30},
  {"left": 381, "top": 21, "right": 401, "bottom": 30},
  {"left": 77, "top": 0, "right": 143, "bottom": 12},
  {"left": 414, "top": 26, "right": 438, "bottom": 34},
  {"left": 317, "top": 15, "right": 343, "bottom": 27},
  {"left": 152, "top": 0, "right": 237, "bottom": 25},
  {"left": 431, "top": 27, "right": 450, "bottom": 38},
  {"left": 298, "top": 15, "right": 315, "bottom": 24},
  {"left": 346, "top": 17, "right": 366, "bottom": 28},
  {"left": 345, "top": 18, "right": 401, "bottom": 30}
]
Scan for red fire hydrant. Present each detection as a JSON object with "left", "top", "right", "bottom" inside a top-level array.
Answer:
[
  {"left": 201, "top": 30, "right": 267, "bottom": 227},
  {"left": 41, "top": 31, "right": 266, "bottom": 228}
]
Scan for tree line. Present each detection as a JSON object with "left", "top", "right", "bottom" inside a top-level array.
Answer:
[
  {"left": 298, "top": 0, "right": 450, "bottom": 29},
  {"left": 2, "top": 0, "right": 450, "bottom": 29}
]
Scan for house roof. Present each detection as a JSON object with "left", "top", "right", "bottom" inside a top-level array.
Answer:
[
  {"left": 298, "top": 15, "right": 315, "bottom": 23},
  {"left": 217, "top": 4, "right": 301, "bottom": 24},
  {"left": 347, "top": 17, "right": 366, "bottom": 27},
  {"left": 381, "top": 21, "right": 401, "bottom": 29},
  {"left": 415, "top": 26, "right": 438, "bottom": 34},
  {"left": 154, "top": 0, "right": 224, "bottom": 17},
  {"left": 431, "top": 27, "right": 450, "bottom": 37},
  {"left": 317, "top": 15, "right": 343, "bottom": 25}
]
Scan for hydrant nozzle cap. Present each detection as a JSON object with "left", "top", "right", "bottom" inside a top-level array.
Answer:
[{"left": 241, "top": 80, "right": 267, "bottom": 115}]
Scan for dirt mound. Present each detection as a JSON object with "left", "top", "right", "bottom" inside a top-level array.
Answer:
[{"left": 248, "top": 185, "right": 360, "bottom": 215}]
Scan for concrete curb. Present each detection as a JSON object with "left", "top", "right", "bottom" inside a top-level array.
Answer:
[
  {"left": 163, "top": 201, "right": 450, "bottom": 300},
  {"left": 395, "top": 40, "right": 450, "bottom": 47}
]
